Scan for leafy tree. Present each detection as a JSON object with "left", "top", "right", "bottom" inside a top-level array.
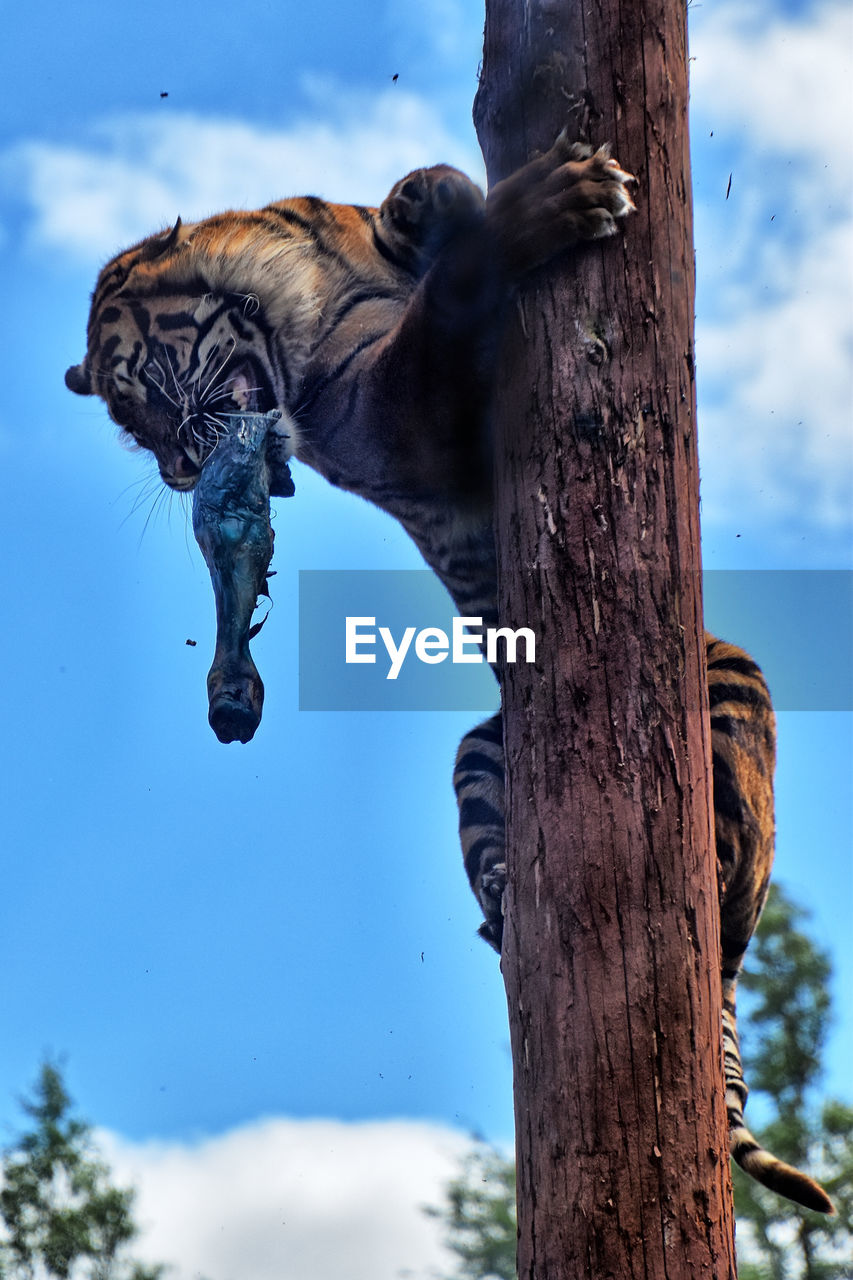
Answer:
[
  {"left": 0, "top": 1062, "right": 164, "bottom": 1280},
  {"left": 425, "top": 1143, "right": 516, "bottom": 1280},
  {"left": 432, "top": 884, "right": 852, "bottom": 1279}
]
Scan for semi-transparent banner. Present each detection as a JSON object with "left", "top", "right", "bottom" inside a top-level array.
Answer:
[{"left": 297, "top": 569, "right": 852, "bottom": 712}]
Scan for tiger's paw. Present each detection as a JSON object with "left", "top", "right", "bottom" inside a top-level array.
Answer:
[
  {"left": 487, "top": 133, "right": 637, "bottom": 276},
  {"left": 376, "top": 165, "right": 486, "bottom": 275},
  {"left": 477, "top": 861, "right": 506, "bottom": 953}
]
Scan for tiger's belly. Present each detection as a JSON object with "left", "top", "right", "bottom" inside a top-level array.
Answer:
[{"left": 387, "top": 495, "right": 499, "bottom": 631}]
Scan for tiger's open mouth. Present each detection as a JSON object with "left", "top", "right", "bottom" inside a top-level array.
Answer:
[{"left": 221, "top": 358, "right": 276, "bottom": 416}]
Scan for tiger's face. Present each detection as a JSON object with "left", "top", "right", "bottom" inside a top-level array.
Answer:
[{"left": 65, "top": 225, "right": 283, "bottom": 491}]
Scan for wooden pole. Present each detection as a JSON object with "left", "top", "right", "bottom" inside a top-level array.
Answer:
[{"left": 474, "top": 0, "right": 738, "bottom": 1274}]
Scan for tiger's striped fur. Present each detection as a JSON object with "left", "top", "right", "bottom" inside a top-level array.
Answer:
[
  {"left": 708, "top": 638, "right": 834, "bottom": 1215},
  {"left": 66, "top": 134, "right": 833, "bottom": 1214}
]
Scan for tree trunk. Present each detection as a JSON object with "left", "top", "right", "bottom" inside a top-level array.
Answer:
[{"left": 474, "top": 0, "right": 737, "bottom": 1276}]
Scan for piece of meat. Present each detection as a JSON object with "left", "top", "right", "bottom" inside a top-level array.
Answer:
[{"left": 191, "top": 410, "right": 292, "bottom": 743}]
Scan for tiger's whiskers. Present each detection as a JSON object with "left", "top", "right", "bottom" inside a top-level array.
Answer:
[{"left": 198, "top": 336, "right": 237, "bottom": 401}]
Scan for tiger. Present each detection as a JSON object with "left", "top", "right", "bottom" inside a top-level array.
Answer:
[{"left": 65, "top": 131, "right": 834, "bottom": 1215}]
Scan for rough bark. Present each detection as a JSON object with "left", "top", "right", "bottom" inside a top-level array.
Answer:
[{"left": 474, "top": 1, "right": 737, "bottom": 1276}]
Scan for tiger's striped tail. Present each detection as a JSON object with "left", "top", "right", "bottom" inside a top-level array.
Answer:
[
  {"left": 723, "top": 974, "right": 835, "bottom": 1214},
  {"left": 453, "top": 711, "right": 507, "bottom": 951}
]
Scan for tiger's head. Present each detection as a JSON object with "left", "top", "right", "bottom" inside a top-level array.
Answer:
[{"left": 66, "top": 216, "right": 299, "bottom": 491}]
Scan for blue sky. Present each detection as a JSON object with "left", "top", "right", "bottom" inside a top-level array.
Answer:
[{"left": 1, "top": 0, "right": 851, "bottom": 1275}]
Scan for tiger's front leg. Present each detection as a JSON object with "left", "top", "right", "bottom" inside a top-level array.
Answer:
[
  {"left": 485, "top": 135, "right": 636, "bottom": 276},
  {"left": 454, "top": 712, "right": 507, "bottom": 951},
  {"left": 375, "top": 165, "right": 486, "bottom": 278},
  {"left": 377, "top": 136, "right": 636, "bottom": 287}
]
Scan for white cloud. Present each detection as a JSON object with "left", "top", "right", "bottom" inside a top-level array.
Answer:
[
  {"left": 688, "top": 0, "right": 853, "bottom": 535},
  {"left": 695, "top": 217, "right": 853, "bottom": 529},
  {"left": 3, "top": 85, "right": 484, "bottom": 263},
  {"left": 99, "top": 1116, "right": 471, "bottom": 1280},
  {"left": 690, "top": 1, "right": 853, "bottom": 169}
]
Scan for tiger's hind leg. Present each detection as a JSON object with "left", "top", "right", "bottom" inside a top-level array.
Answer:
[{"left": 454, "top": 711, "right": 507, "bottom": 951}]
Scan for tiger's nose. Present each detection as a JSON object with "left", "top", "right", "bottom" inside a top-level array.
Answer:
[{"left": 161, "top": 454, "right": 201, "bottom": 488}]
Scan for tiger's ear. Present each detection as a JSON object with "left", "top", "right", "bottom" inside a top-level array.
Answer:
[
  {"left": 139, "top": 216, "right": 183, "bottom": 263},
  {"left": 65, "top": 362, "right": 93, "bottom": 396}
]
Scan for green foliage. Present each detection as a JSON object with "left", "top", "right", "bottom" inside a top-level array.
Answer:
[
  {"left": 425, "top": 1143, "right": 516, "bottom": 1280},
  {"left": 0, "top": 1063, "right": 165, "bottom": 1280}
]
